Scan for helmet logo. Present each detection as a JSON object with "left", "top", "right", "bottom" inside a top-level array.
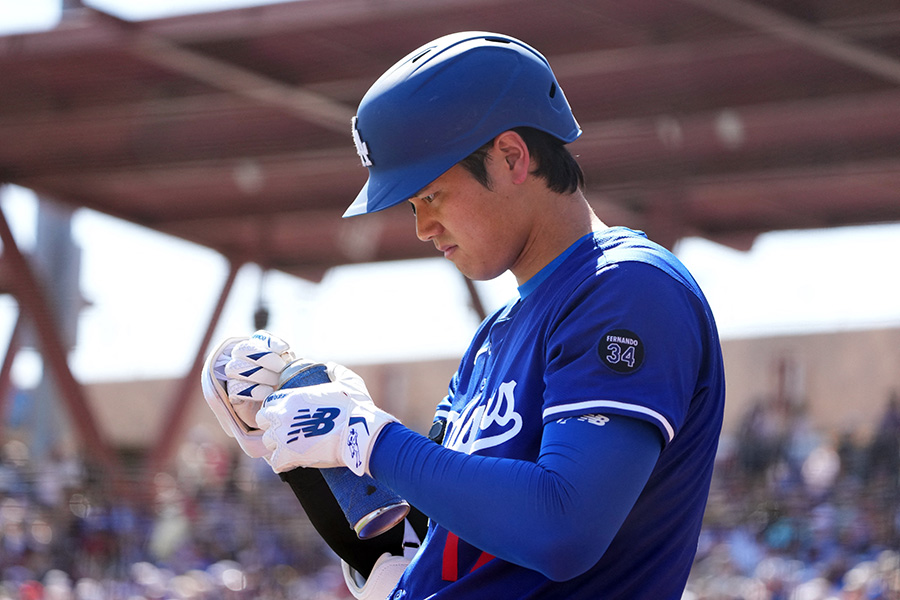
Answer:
[{"left": 351, "top": 116, "right": 373, "bottom": 167}]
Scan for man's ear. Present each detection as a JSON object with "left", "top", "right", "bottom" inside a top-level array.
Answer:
[{"left": 493, "top": 130, "right": 531, "bottom": 185}]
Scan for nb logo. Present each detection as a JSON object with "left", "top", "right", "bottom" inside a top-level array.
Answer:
[
  {"left": 287, "top": 407, "right": 342, "bottom": 443},
  {"left": 351, "top": 116, "right": 373, "bottom": 167}
]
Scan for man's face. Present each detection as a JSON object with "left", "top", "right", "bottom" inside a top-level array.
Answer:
[{"left": 408, "top": 158, "right": 527, "bottom": 281}]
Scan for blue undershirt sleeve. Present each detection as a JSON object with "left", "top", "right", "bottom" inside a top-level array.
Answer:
[{"left": 369, "top": 415, "right": 663, "bottom": 581}]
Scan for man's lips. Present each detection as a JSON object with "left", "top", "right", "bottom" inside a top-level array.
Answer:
[{"left": 436, "top": 243, "right": 457, "bottom": 259}]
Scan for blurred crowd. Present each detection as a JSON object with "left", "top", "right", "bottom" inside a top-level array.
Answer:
[
  {"left": 0, "top": 393, "right": 896, "bottom": 600},
  {"left": 0, "top": 434, "right": 348, "bottom": 599},
  {"left": 687, "top": 392, "right": 900, "bottom": 599}
]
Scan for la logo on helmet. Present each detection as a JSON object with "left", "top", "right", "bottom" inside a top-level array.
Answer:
[{"left": 351, "top": 116, "right": 373, "bottom": 167}]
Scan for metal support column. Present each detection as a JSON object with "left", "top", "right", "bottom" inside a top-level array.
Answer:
[
  {"left": 0, "top": 205, "right": 123, "bottom": 480},
  {"left": 0, "top": 316, "right": 23, "bottom": 437},
  {"left": 145, "top": 259, "right": 241, "bottom": 475}
]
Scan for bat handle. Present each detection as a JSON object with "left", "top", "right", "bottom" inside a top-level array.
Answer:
[
  {"left": 277, "top": 361, "right": 410, "bottom": 539},
  {"left": 320, "top": 467, "right": 410, "bottom": 539}
]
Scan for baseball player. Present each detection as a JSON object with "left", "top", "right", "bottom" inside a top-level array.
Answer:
[{"left": 205, "top": 31, "right": 725, "bottom": 599}]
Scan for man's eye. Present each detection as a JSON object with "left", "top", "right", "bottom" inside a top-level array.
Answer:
[{"left": 409, "top": 193, "right": 435, "bottom": 216}]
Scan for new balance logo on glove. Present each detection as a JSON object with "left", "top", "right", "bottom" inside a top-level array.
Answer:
[
  {"left": 254, "top": 363, "right": 399, "bottom": 478},
  {"left": 288, "top": 407, "right": 342, "bottom": 442}
]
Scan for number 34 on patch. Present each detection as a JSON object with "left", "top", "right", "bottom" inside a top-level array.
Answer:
[{"left": 599, "top": 329, "right": 645, "bottom": 374}]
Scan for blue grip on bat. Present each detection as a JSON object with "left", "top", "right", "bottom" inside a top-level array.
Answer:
[{"left": 278, "top": 361, "right": 409, "bottom": 539}]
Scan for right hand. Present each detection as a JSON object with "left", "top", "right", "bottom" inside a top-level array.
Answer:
[
  {"left": 256, "top": 361, "right": 398, "bottom": 476},
  {"left": 223, "top": 330, "right": 294, "bottom": 428}
]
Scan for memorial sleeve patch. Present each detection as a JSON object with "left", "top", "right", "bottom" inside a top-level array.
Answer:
[{"left": 599, "top": 329, "right": 645, "bottom": 373}]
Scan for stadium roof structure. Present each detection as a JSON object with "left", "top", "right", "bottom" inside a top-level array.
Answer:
[
  {"left": 4, "top": 0, "right": 900, "bottom": 276},
  {"left": 1, "top": 0, "right": 899, "bottom": 480}
]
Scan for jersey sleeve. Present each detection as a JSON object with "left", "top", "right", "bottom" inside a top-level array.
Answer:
[
  {"left": 541, "top": 260, "right": 708, "bottom": 444},
  {"left": 370, "top": 413, "right": 662, "bottom": 582}
]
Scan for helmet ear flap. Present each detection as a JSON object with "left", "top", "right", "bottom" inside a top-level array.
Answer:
[{"left": 344, "top": 31, "right": 581, "bottom": 218}]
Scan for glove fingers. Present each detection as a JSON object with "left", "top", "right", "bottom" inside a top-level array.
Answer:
[
  {"left": 326, "top": 362, "right": 371, "bottom": 397},
  {"left": 227, "top": 379, "right": 274, "bottom": 403},
  {"left": 231, "top": 331, "right": 293, "bottom": 370},
  {"left": 225, "top": 357, "right": 282, "bottom": 386},
  {"left": 234, "top": 348, "right": 292, "bottom": 374}
]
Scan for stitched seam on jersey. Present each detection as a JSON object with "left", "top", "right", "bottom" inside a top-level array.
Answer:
[{"left": 543, "top": 400, "right": 675, "bottom": 442}]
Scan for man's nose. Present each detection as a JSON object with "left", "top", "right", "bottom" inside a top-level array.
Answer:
[{"left": 414, "top": 206, "right": 441, "bottom": 242}]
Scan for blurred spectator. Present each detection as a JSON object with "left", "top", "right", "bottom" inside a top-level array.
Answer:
[
  {"left": 0, "top": 398, "right": 897, "bottom": 599},
  {"left": 867, "top": 391, "right": 900, "bottom": 487}
]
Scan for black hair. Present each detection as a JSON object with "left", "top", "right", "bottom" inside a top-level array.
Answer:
[{"left": 458, "top": 127, "right": 584, "bottom": 193}]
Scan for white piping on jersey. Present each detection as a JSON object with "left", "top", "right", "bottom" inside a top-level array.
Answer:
[{"left": 543, "top": 400, "right": 675, "bottom": 443}]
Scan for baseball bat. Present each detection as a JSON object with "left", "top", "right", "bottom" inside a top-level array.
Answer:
[{"left": 276, "top": 360, "right": 410, "bottom": 539}]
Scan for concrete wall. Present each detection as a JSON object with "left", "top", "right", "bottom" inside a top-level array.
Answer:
[
  {"left": 720, "top": 328, "right": 900, "bottom": 441},
  {"left": 82, "top": 327, "right": 900, "bottom": 452}
]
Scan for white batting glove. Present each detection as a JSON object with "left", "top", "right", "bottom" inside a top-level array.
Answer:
[
  {"left": 224, "top": 330, "right": 294, "bottom": 428},
  {"left": 256, "top": 362, "right": 398, "bottom": 476},
  {"left": 342, "top": 552, "right": 410, "bottom": 600},
  {"left": 200, "top": 330, "right": 294, "bottom": 458},
  {"left": 202, "top": 337, "right": 266, "bottom": 457}
]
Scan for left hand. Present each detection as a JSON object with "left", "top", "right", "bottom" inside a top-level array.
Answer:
[
  {"left": 256, "top": 362, "right": 399, "bottom": 476},
  {"left": 224, "top": 331, "right": 294, "bottom": 427},
  {"left": 200, "top": 336, "right": 272, "bottom": 458}
]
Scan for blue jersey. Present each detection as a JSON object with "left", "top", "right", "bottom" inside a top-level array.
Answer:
[{"left": 391, "top": 227, "right": 725, "bottom": 599}]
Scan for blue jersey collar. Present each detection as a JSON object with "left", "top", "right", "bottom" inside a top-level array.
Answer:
[{"left": 517, "top": 232, "right": 593, "bottom": 299}]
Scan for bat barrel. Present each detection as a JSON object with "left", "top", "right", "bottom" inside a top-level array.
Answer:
[{"left": 278, "top": 360, "right": 410, "bottom": 539}]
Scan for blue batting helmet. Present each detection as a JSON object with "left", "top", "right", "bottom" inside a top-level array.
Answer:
[{"left": 344, "top": 31, "right": 582, "bottom": 217}]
